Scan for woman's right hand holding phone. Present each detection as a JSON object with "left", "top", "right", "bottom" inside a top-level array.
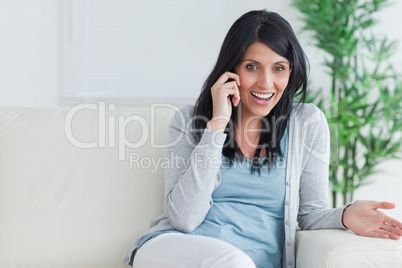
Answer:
[{"left": 206, "top": 72, "right": 241, "bottom": 133}]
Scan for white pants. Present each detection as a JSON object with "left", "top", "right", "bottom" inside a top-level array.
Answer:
[{"left": 132, "top": 233, "right": 256, "bottom": 268}]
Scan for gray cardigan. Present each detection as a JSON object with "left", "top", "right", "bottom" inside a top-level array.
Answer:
[{"left": 123, "top": 103, "right": 347, "bottom": 268}]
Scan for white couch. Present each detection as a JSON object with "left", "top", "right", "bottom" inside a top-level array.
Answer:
[{"left": 0, "top": 104, "right": 401, "bottom": 268}]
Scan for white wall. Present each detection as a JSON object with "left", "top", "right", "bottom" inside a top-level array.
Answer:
[
  {"left": 0, "top": 0, "right": 60, "bottom": 108},
  {"left": 1, "top": 0, "right": 402, "bottom": 218}
]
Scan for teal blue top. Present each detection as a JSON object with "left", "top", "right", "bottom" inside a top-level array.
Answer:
[
  {"left": 137, "top": 127, "right": 288, "bottom": 268},
  {"left": 190, "top": 127, "right": 288, "bottom": 268}
]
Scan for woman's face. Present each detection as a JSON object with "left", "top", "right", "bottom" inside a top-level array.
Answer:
[{"left": 234, "top": 42, "right": 291, "bottom": 121}]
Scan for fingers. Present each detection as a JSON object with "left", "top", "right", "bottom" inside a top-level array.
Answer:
[
  {"left": 377, "top": 228, "right": 400, "bottom": 240},
  {"left": 215, "top": 71, "right": 240, "bottom": 87},
  {"left": 232, "top": 92, "right": 241, "bottom": 107},
  {"left": 368, "top": 230, "right": 390, "bottom": 239},
  {"left": 211, "top": 72, "right": 241, "bottom": 107},
  {"left": 383, "top": 216, "right": 402, "bottom": 232},
  {"left": 371, "top": 201, "right": 396, "bottom": 210},
  {"left": 363, "top": 222, "right": 402, "bottom": 240},
  {"left": 366, "top": 228, "right": 400, "bottom": 240},
  {"left": 211, "top": 81, "right": 239, "bottom": 97},
  {"left": 220, "top": 83, "right": 241, "bottom": 106},
  {"left": 381, "top": 221, "right": 402, "bottom": 236}
]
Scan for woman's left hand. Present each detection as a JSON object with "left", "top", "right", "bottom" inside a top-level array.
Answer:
[{"left": 342, "top": 200, "right": 402, "bottom": 240}]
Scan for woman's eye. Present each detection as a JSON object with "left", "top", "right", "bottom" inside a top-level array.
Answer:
[
  {"left": 274, "top": 66, "right": 284, "bottom": 72},
  {"left": 246, "top": 64, "right": 257, "bottom": 71}
]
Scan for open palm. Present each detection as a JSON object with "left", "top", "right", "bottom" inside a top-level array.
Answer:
[{"left": 343, "top": 200, "right": 402, "bottom": 240}]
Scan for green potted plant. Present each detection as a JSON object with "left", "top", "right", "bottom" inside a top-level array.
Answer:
[{"left": 292, "top": 0, "right": 402, "bottom": 207}]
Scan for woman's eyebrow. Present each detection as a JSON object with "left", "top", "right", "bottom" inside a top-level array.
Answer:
[
  {"left": 274, "top": 61, "right": 290, "bottom": 65},
  {"left": 242, "top": 59, "right": 260, "bottom": 64},
  {"left": 242, "top": 58, "right": 289, "bottom": 65}
]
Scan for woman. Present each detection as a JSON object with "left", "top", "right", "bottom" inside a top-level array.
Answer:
[{"left": 123, "top": 10, "right": 402, "bottom": 268}]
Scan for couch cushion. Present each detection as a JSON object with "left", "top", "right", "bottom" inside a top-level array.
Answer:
[
  {"left": 0, "top": 104, "right": 177, "bottom": 268},
  {"left": 296, "top": 229, "right": 402, "bottom": 268}
]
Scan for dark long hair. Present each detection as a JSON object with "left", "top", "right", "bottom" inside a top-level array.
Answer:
[{"left": 193, "top": 10, "right": 308, "bottom": 173}]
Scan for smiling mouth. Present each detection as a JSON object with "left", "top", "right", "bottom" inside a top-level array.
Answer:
[{"left": 251, "top": 92, "right": 274, "bottom": 102}]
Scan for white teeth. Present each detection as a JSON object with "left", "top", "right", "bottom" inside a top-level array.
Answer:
[{"left": 251, "top": 92, "right": 274, "bottom": 99}]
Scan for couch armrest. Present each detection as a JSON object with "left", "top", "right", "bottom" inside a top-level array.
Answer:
[{"left": 295, "top": 229, "right": 402, "bottom": 268}]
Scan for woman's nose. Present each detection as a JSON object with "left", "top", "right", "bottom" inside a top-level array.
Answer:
[{"left": 258, "top": 71, "right": 274, "bottom": 88}]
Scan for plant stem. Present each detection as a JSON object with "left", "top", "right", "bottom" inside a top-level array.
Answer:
[
  {"left": 342, "top": 144, "right": 350, "bottom": 205},
  {"left": 332, "top": 189, "right": 337, "bottom": 208},
  {"left": 332, "top": 70, "right": 337, "bottom": 99}
]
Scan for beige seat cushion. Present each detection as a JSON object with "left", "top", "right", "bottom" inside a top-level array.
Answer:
[
  {"left": 296, "top": 229, "right": 402, "bottom": 268},
  {"left": 0, "top": 105, "right": 176, "bottom": 268}
]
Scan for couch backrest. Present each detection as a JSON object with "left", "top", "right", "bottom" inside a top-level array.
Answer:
[{"left": 0, "top": 104, "right": 177, "bottom": 268}]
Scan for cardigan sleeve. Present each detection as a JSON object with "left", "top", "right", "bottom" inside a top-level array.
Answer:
[
  {"left": 163, "top": 105, "right": 227, "bottom": 233},
  {"left": 296, "top": 106, "right": 348, "bottom": 230}
]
